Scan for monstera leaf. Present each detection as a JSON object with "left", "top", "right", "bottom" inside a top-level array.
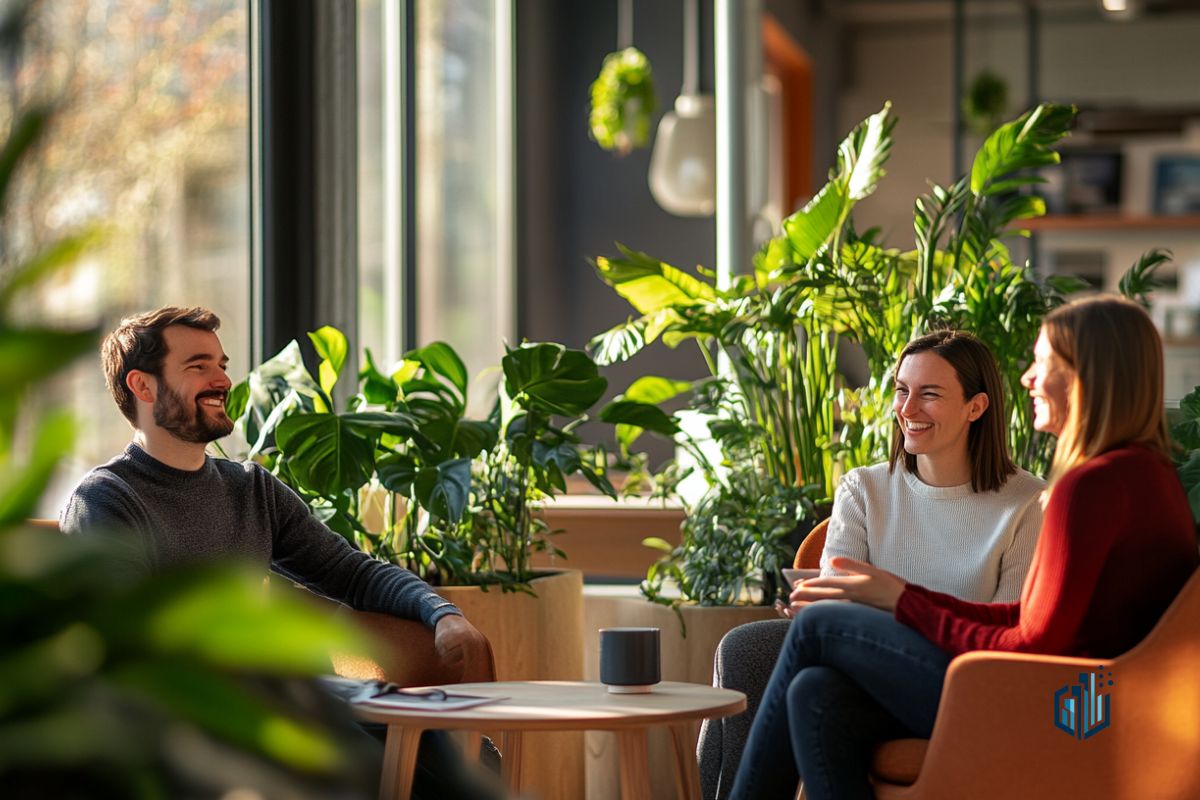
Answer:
[
  {"left": 502, "top": 343, "right": 608, "bottom": 418},
  {"left": 275, "top": 411, "right": 423, "bottom": 497}
]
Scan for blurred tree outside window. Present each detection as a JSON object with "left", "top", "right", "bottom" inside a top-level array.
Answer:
[{"left": 3, "top": 0, "right": 251, "bottom": 513}]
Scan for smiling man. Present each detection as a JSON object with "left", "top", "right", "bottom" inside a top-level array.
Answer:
[{"left": 61, "top": 306, "right": 504, "bottom": 799}]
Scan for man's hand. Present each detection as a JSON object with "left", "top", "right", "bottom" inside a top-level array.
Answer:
[
  {"left": 434, "top": 614, "right": 492, "bottom": 682},
  {"left": 787, "top": 557, "right": 907, "bottom": 613}
]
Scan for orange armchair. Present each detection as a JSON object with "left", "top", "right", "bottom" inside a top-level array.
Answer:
[
  {"left": 873, "top": 568, "right": 1200, "bottom": 800},
  {"left": 793, "top": 518, "right": 829, "bottom": 570},
  {"left": 790, "top": 515, "right": 1200, "bottom": 798}
]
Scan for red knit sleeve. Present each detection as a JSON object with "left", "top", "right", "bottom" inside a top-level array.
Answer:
[
  {"left": 895, "top": 460, "right": 1127, "bottom": 656},
  {"left": 897, "top": 583, "right": 1019, "bottom": 626}
]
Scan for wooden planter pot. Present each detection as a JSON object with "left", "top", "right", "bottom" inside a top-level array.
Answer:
[
  {"left": 583, "top": 588, "right": 778, "bottom": 799},
  {"left": 437, "top": 569, "right": 586, "bottom": 800}
]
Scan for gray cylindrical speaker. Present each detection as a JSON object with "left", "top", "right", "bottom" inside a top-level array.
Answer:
[{"left": 599, "top": 627, "right": 661, "bottom": 693}]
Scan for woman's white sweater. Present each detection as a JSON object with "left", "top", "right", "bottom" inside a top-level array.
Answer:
[{"left": 819, "top": 462, "right": 1045, "bottom": 602}]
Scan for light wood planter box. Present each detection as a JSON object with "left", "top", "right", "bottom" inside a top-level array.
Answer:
[
  {"left": 532, "top": 496, "right": 685, "bottom": 580},
  {"left": 437, "top": 569, "right": 586, "bottom": 800},
  {"left": 583, "top": 586, "right": 778, "bottom": 800}
]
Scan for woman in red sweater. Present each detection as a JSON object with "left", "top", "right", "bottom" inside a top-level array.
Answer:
[{"left": 728, "top": 296, "right": 1199, "bottom": 800}]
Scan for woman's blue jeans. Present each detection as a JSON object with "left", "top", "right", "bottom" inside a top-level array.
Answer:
[{"left": 727, "top": 601, "right": 951, "bottom": 800}]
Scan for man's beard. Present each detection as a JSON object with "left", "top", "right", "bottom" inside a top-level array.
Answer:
[{"left": 153, "top": 381, "right": 234, "bottom": 444}]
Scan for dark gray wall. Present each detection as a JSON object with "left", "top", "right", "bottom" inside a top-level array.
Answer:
[{"left": 517, "top": 0, "right": 832, "bottom": 458}]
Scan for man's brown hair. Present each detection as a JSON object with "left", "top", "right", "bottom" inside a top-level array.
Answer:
[
  {"left": 888, "top": 329, "right": 1017, "bottom": 493},
  {"left": 101, "top": 306, "right": 222, "bottom": 424}
]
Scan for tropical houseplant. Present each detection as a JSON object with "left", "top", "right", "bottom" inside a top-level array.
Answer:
[
  {"left": 227, "top": 330, "right": 642, "bottom": 592},
  {"left": 228, "top": 331, "right": 657, "bottom": 797},
  {"left": 593, "top": 101, "right": 1171, "bottom": 612}
]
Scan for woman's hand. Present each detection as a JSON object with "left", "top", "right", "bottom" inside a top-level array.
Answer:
[{"left": 788, "top": 558, "right": 907, "bottom": 613}]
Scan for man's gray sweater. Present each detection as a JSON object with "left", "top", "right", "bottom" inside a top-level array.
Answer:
[{"left": 60, "top": 443, "right": 461, "bottom": 628}]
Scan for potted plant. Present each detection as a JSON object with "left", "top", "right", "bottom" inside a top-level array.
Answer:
[
  {"left": 229, "top": 333, "right": 659, "bottom": 799},
  {"left": 587, "top": 102, "right": 1171, "bottom": 676}
]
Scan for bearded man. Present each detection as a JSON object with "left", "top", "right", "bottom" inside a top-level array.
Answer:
[{"left": 60, "top": 306, "right": 503, "bottom": 799}]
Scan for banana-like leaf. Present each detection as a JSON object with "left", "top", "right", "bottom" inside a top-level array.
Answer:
[
  {"left": 593, "top": 244, "right": 715, "bottom": 315},
  {"left": 588, "top": 316, "right": 648, "bottom": 365},
  {"left": 307, "top": 326, "right": 348, "bottom": 400},
  {"left": 621, "top": 375, "right": 692, "bottom": 405},
  {"left": 970, "top": 103, "right": 1076, "bottom": 197},
  {"left": 781, "top": 182, "right": 846, "bottom": 264},
  {"left": 838, "top": 101, "right": 895, "bottom": 202},
  {"left": 502, "top": 343, "right": 607, "bottom": 417}
]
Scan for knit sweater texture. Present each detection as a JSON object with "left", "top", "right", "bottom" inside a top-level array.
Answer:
[
  {"left": 896, "top": 445, "right": 1199, "bottom": 658},
  {"left": 821, "top": 462, "right": 1045, "bottom": 603},
  {"left": 60, "top": 443, "right": 461, "bottom": 628}
]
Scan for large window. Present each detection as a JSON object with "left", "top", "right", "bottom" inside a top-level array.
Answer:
[
  {"left": 8, "top": 1, "right": 252, "bottom": 513},
  {"left": 359, "top": 0, "right": 514, "bottom": 408}
]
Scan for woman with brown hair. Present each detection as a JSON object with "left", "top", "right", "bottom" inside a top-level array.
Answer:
[
  {"left": 728, "top": 296, "right": 1199, "bottom": 800},
  {"left": 703, "top": 329, "right": 1044, "bottom": 799}
]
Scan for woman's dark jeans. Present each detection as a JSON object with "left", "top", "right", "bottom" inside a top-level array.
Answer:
[{"left": 727, "top": 602, "right": 951, "bottom": 800}]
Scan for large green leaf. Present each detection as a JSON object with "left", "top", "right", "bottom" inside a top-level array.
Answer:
[
  {"left": 838, "top": 101, "right": 895, "bottom": 202},
  {"left": 970, "top": 103, "right": 1076, "bottom": 197},
  {"left": 403, "top": 341, "right": 468, "bottom": 406},
  {"left": 502, "top": 343, "right": 607, "bottom": 417},
  {"left": 237, "top": 341, "right": 324, "bottom": 453},
  {"left": 588, "top": 316, "right": 649, "bottom": 366},
  {"left": 621, "top": 375, "right": 692, "bottom": 405},
  {"left": 593, "top": 244, "right": 715, "bottom": 315},
  {"left": 358, "top": 348, "right": 399, "bottom": 406},
  {"left": 413, "top": 458, "right": 472, "bottom": 523},
  {"left": 274, "top": 414, "right": 378, "bottom": 496},
  {"left": 307, "top": 326, "right": 348, "bottom": 400},
  {"left": 781, "top": 182, "right": 846, "bottom": 264},
  {"left": 1118, "top": 248, "right": 1172, "bottom": 308}
]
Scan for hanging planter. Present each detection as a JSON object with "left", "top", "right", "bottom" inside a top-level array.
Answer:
[{"left": 589, "top": 46, "right": 657, "bottom": 155}]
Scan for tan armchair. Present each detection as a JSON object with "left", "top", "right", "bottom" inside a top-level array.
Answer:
[{"left": 790, "top": 514, "right": 1200, "bottom": 798}]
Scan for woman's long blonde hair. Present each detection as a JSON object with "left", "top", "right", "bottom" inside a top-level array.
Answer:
[{"left": 1043, "top": 295, "right": 1171, "bottom": 485}]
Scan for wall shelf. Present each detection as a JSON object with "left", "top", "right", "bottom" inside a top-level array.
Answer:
[{"left": 1023, "top": 214, "right": 1200, "bottom": 232}]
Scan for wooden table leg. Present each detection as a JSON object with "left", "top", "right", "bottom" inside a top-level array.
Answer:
[
  {"left": 668, "top": 722, "right": 701, "bottom": 800},
  {"left": 616, "top": 729, "right": 652, "bottom": 800},
  {"left": 500, "top": 730, "right": 524, "bottom": 790},
  {"left": 379, "top": 725, "right": 422, "bottom": 800}
]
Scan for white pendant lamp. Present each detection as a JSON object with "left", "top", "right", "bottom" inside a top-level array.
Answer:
[{"left": 649, "top": 0, "right": 716, "bottom": 217}]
